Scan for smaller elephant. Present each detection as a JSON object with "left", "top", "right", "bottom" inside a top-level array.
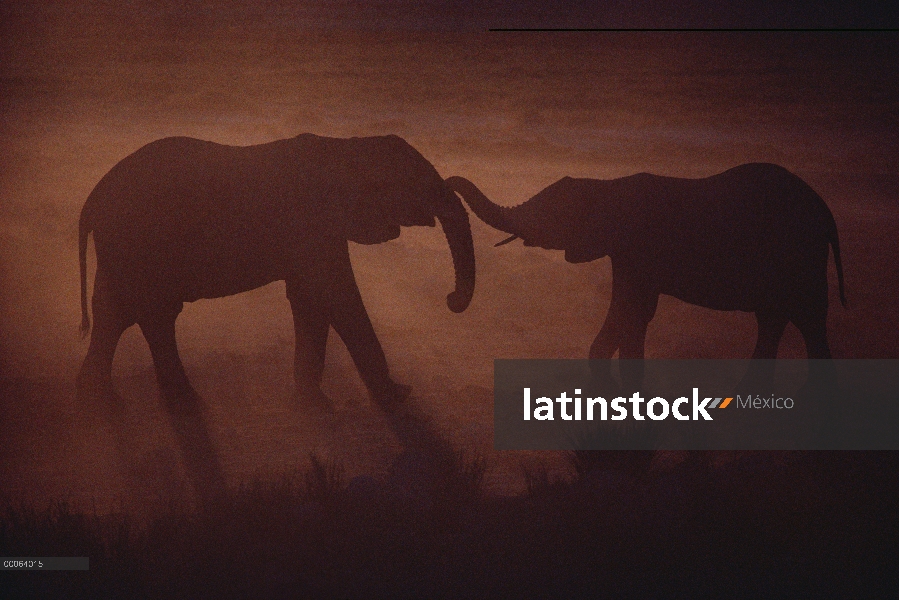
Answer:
[
  {"left": 77, "top": 134, "right": 476, "bottom": 408},
  {"left": 447, "top": 164, "right": 845, "bottom": 374}
]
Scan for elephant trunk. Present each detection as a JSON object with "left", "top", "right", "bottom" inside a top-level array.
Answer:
[
  {"left": 444, "top": 176, "right": 518, "bottom": 235},
  {"left": 436, "top": 188, "right": 476, "bottom": 313}
]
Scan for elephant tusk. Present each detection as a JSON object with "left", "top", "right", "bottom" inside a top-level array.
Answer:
[{"left": 494, "top": 234, "right": 519, "bottom": 247}]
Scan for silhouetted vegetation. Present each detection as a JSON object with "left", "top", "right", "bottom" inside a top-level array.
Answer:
[{"left": 3, "top": 451, "right": 897, "bottom": 598}]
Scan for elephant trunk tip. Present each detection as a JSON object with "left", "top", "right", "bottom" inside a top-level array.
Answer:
[{"left": 446, "top": 288, "right": 472, "bottom": 313}]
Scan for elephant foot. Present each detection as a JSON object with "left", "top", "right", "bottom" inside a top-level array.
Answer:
[
  {"left": 294, "top": 386, "right": 335, "bottom": 414},
  {"left": 372, "top": 380, "right": 412, "bottom": 410}
]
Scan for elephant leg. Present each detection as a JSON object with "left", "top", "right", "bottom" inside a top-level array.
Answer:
[
  {"left": 791, "top": 309, "right": 838, "bottom": 428},
  {"left": 327, "top": 244, "right": 410, "bottom": 404},
  {"left": 139, "top": 305, "right": 226, "bottom": 503},
  {"left": 286, "top": 278, "right": 330, "bottom": 397},
  {"left": 615, "top": 285, "right": 659, "bottom": 359},
  {"left": 138, "top": 305, "right": 194, "bottom": 402},
  {"left": 617, "top": 291, "right": 659, "bottom": 390},
  {"left": 77, "top": 269, "right": 134, "bottom": 401},
  {"left": 792, "top": 312, "right": 832, "bottom": 360},
  {"left": 588, "top": 277, "right": 656, "bottom": 391},
  {"left": 588, "top": 311, "right": 623, "bottom": 396},
  {"left": 741, "top": 311, "right": 790, "bottom": 391},
  {"left": 751, "top": 311, "right": 789, "bottom": 359},
  {"left": 589, "top": 298, "right": 622, "bottom": 360},
  {"left": 588, "top": 279, "right": 625, "bottom": 395},
  {"left": 617, "top": 309, "right": 651, "bottom": 360}
]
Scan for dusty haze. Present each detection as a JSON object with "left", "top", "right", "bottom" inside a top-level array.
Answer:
[{"left": 2, "top": 5, "right": 898, "bottom": 508}]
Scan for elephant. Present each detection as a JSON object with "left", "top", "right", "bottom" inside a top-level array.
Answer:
[
  {"left": 446, "top": 163, "right": 845, "bottom": 384},
  {"left": 77, "top": 133, "right": 475, "bottom": 407}
]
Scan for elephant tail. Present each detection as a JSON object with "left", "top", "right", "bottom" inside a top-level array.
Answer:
[
  {"left": 830, "top": 225, "right": 847, "bottom": 308},
  {"left": 79, "top": 212, "right": 91, "bottom": 338}
]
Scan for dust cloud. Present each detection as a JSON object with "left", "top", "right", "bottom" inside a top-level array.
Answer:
[{"left": 2, "top": 4, "right": 898, "bottom": 509}]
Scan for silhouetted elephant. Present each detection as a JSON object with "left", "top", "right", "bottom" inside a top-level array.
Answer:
[
  {"left": 447, "top": 164, "right": 845, "bottom": 371},
  {"left": 78, "top": 134, "right": 475, "bottom": 407}
]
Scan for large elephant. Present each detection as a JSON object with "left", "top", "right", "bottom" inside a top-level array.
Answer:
[
  {"left": 447, "top": 163, "right": 845, "bottom": 370},
  {"left": 78, "top": 134, "right": 475, "bottom": 407}
]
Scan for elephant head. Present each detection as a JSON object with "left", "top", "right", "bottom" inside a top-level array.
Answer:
[
  {"left": 444, "top": 175, "right": 624, "bottom": 264},
  {"left": 326, "top": 135, "right": 476, "bottom": 312}
]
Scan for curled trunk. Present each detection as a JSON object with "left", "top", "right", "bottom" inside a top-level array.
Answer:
[
  {"left": 447, "top": 176, "right": 570, "bottom": 251},
  {"left": 436, "top": 187, "right": 476, "bottom": 313},
  {"left": 444, "top": 176, "right": 519, "bottom": 235}
]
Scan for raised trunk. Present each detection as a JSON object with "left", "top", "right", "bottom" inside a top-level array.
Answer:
[
  {"left": 436, "top": 187, "right": 476, "bottom": 313},
  {"left": 444, "top": 176, "right": 518, "bottom": 235}
]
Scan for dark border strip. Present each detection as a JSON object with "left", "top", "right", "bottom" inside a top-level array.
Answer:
[{"left": 489, "top": 28, "right": 899, "bottom": 32}]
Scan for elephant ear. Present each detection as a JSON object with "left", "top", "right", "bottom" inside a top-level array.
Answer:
[
  {"left": 564, "top": 244, "right": 608, "bottom": 263},
  {"left": 343, "top": 195, "right": 403, "bottom": 245},
  {"left": 331, "top": 139, "right": 406, "bottom": 245}
]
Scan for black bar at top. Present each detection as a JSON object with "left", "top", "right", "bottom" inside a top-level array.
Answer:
[
  {"left": 2, "top": 557, "right": 89, "bottom": 570},
  {"left": 489, "top": 28, "right": 899, "bottom": 32}
]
